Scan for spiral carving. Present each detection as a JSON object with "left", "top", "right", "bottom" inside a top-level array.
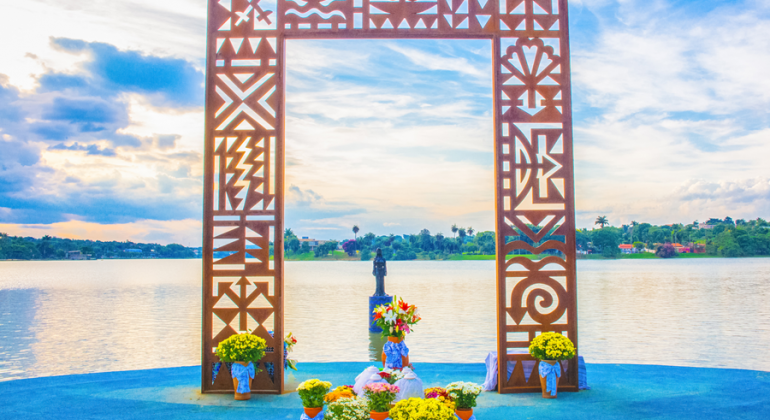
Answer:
[{"left": 508, "top": 273, "right": 568, "bottom": 325}]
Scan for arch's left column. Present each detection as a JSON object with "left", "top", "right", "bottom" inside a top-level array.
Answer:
[{"left": 202, "top": 0, "right": 285, "bottom": 394}]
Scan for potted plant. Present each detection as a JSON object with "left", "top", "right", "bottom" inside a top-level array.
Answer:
[
  {"left": 528, "top": 332, "right": 576, "bottom": 399},
  {"left": 362, "top": 383, "right": 400, "bottom": 420},
  {"left": 324, "top": 385, "right": 358, "bottom": 403},
  {"left": 390, "top": 397, "right": 455, "bottom": 420},
  {"left": 446, "top": 382, "right": 483, "bottom": 420},
  {"left": 372, "top": 296, "right": 421, "bottom": 369},
  {"left": 425, "top": 387, "right": 455, "bottom": 410},
  {"left": 325, "top": 396, "right": 369, "bottom": 420},
  {"left": 214, "top": 333, "right": 267, "bottom": 400},
  {"left": 297, "top": 379, "right": 332, "bottom": 418}
]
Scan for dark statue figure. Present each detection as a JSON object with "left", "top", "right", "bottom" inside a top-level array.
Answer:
[{"left": 372, "top": 248, "right": 388, "bottom": 297}]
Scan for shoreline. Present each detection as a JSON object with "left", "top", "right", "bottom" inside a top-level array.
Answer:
[{"left": 4, "top": 254, "right": 768, "bottom": 262}]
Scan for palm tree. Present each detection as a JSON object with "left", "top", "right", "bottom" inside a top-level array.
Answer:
[
  {"left": 284, "top": 228, "right": 294, "bottom": 238},
  {"left": 467, "top": 227, "right": 474, "bottom": 237},
  {"left": 451, "top": 224, "right": 458, "bottom": 238},
  {"left": 352, "top": 225, "right": 359, "bottom": 240},
  {"left": 595, "top": 216, "right": 609, "bottom": 228}
]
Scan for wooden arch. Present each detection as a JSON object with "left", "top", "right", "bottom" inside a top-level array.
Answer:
[{"left": 202, "top": 0, "right": 578, "bottom": 394}]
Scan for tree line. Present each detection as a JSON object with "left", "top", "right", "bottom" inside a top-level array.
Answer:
[
  {"left": 0, "top": 233, "right": 196, "bottom": 260},
  {"left": 579, "top": 216, "right": 770, "bottom": 258},
  {"left": 284, "top": 216, "right": 770, "bottom": 261}
]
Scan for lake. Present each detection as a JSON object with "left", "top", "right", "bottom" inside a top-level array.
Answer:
[{"left": 1, "top": 258, "right": 769, "bottom": 381}]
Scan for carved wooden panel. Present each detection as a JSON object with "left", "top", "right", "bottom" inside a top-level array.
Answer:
[{"left": 203, "top": 0, "right": 577, "bottom": 394}]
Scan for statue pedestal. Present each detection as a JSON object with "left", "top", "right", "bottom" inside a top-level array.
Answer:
[{"left": 369, "top": 295, "right": 393, "bottom": 332}]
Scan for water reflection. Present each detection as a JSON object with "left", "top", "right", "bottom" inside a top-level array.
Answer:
[
  {"left": 368, "top": 332, "right": 386, "bottom": 363},
  {"left": 1, "top": 258, "right": 770, "bottom": 381}
]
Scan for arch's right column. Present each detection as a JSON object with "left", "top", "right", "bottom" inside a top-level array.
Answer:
[{"left": 493, "top": 0, "right": 578, "bottom": 393}]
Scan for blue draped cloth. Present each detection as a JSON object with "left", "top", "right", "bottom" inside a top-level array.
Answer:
[
  {"left": 231, "top": 362, "right": 255, "bottom": 394},
  {"left": 455, "top": 415, "right": 476, "bottom": 420},
  {"left": 539, "top": 361, "right": 561, "bottom": 396},
  {"left": 383, "top": 341, "right": 409, "bottom": 369},
  {"left": 299, "top": 409, "right": 325, "bottom": 420}
]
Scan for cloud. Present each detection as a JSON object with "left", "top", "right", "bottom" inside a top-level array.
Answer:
[
  {"left": 49, "top": 37, "right": 204, "bottom": 107},
  {"left": 0, "top": 38, "right": 204, "bottom": 227}
]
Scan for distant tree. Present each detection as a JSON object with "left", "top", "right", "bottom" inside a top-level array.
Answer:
[
  {"left": 360, "top": 247, "right": 372, "bottom": 261},
  {"left": 300, "top": 241, "right": 310, "bottom": 254},
  {"left": 467, "top": 227, "right": 474, "bottom": 237},
  {"left": 352, "top": 225, "right": 360, "bottom": 241},
  {"left": 656, "top": 242, "right": 677, "bottom": 258},
  {"left": 284, "top": 228, "right": 294, "bottom": 238},
  {"left": 736, "top": 219, "right": 747, "bottom": 226},
  {"left": 592, "top": 227, "right": 621, "bottom": 258},
  {"left": 451, "top": 224, "right": 458, "bottom": 238},
  {"left": 633, "top": 241, "right": 645, "bottom": 251},
  {"left": 458, "top": 228, "right": 467, "bottom": 241},
  {"left": 342, "top": 240, "right": 357, "bottom": 256},
  {"left": 288, "top": 237, "right": 300, "bottom": 253},
  {"left": 724, "top": 217, "right": 735, "bottom": 225},
  {"left": 595, "top": 216, "right": 609, "bottom": 228}
]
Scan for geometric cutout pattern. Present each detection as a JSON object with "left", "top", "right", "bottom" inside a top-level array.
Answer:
[{"left": 203, "top": 0, "right": 577, "bottom": 395}]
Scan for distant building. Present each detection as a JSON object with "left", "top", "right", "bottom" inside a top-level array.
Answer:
[
  {"left": 299, "top": 238, "right": 325, "bottom": 251},
  {"left": 67, "top": 250, "right": 86, "bottom": 260},
  {"left": 618, "top": 244, "right": 636, "bottom": 254},
  {"left": 671, "top": 243, "right": 688, "bottom": 253},
  {"left": 699, "top": 224, "right": 714, "bottom": 230}
]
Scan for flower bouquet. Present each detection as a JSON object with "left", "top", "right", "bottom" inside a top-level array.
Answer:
[
  {"left": 377, "top": 368, "right": 405, "bottom": 384},
  {"left": 215, "top": 333, "right": 267, "bottom": 400},
  {"left": 362, "top": 383, "right": 400, "bottom": 420},
  {"left": 373, "top": 296, "right": 420, "bottom": 369},
  {"left": 390, "top": 397, "right": 455, "bottom": 420},
  {"left": 425, "top": 387, "right": 455, "bottom": 411},
  {"left": 285, "top": 332, "right": 298, "bottom": 371},
  {"left": 446, "top": 382, "right": 483, "bottom": 420},
  {"left": 297, "top": 379, "right": 332, "bottom": 418},
  {"left": 529, "top": 332, "right": 575, "bottom": 398},
  {"left": 372, "top": 296, "right": 421, "bottom": 339}
]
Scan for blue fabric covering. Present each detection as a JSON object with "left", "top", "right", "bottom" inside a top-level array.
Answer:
[
  {"left": 383, "top": 341, "right": 409, "bottom": 369},
  {"left": 230, "top": 362, "right": 255, "bottom": 394},
  {"left": 299, "top": 409, "right": 325, "bottom": 420},
  {"left": 538, "top": 362, "right": 561, "bottom": 396},
  {"left": 483, "top": 351, "right": 589, "bottom": 391},
  {"left": 211, "top": 362, "right": 221, "bottom": 385},
  {"left": 455, "top": 415, "right": 477, "bottom": 420},
  {"left": 3, "top": 363, "right": 770, "bottom": 420}
]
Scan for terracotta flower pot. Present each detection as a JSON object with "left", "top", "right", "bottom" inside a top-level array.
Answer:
[
  {"left": 382, "top": 336, "right": 409, "bottom": 368},
  {"left": 304, "top": 407, "right": 323, "bottom": 418},
  {"left": 539, "top": 360, "right": 559, "bottom": 399},
  {"left": 370, "top": 411, "right": 390, "bottom": 420},
  {"left": 455, "top": 408, "right": 474, "bottom": 420},
  {"left": 232, "top": 361, "right": 253, "bottom": 400}
]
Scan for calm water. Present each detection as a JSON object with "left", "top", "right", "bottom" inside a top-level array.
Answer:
[{"left": 1, "top": 258, "right": 769, "bottom": 381}]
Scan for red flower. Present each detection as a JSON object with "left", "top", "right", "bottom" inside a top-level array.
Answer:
[{"left": 378, "top": 372, "right": 391, "bottom": 379}]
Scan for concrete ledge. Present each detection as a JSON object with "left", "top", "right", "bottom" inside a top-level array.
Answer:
[{"left": 2, "top": 363, "right": 769, "bottom": 419}]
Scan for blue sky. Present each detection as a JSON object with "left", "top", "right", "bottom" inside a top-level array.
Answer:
[{"left": 0, "top": 0, "right": 768, "bottom": 245}]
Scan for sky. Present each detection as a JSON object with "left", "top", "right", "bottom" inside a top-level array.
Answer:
[{"left": 0, "top": 0, "right": 768, "bottom": 245}]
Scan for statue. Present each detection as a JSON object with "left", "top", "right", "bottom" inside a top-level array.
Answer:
[{"left": 372, "top": 248, "right": 388, "bottom": 297}]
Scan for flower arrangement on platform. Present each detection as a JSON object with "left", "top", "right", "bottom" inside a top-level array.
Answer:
[
  {"left": 297, "top": 379, "right": 332, "bottom": 409},
  {"left": 373, "top": 296, "right": 421, "bottom": 338},
  {"left": 424, "top": 387, "right": 455, "bottom": 411},
  {"left": 215, "top": 333, "right": 267, "bottom": 364},
  {"left": 325, "top": 386, "right": 358, "bottom": 403},
  {"left": 325, "top": 397, "right": 369, "bottom": 420},
  {"left": 446, "top": 382, "right": 482, "bottom": 409},
  {"left": 363, "top": 383, "right": 400, "bottom": 413},
  {"left": 528, "top": 332, "right": 576, "bottom": 361},
  {"left": 284, "top": 332, "right": 298, "bottom": 371},
  {"left": 389, "top": 397, "right": 455, "bottom": 420}
]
